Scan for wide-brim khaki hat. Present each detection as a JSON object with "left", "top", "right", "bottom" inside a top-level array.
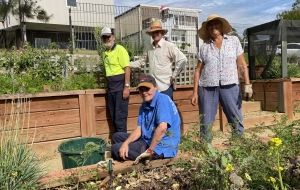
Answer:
[
  {"left": 198, "top": 14, "right": 232, "bottom": 41},
  {"left": 146, "top": 19, "right": 168, "bottom": 35}
]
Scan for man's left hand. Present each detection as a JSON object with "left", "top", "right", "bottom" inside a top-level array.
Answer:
[
  {"left": 133, "top": 149, "right": 153, "bottom": 165},
  {"left": 123, "top": 87, "right": 130, "bottom": 99}
]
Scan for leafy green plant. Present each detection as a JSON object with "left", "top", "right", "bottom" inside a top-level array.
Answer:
[{"left": 0, "top": 101, "right": 44, "bottom": 190}]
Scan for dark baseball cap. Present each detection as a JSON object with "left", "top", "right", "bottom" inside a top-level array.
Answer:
[{"left": 137, "top": 74, "right": 157, "bottom": 89}]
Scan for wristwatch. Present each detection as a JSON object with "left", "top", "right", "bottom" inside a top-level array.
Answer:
[{"left": 125, "top": 83, "right": 130, "bottom": 88}]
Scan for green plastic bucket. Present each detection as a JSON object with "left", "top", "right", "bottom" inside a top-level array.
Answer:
[{"left": 58, "top": 137, "right": 106, "bottom": 169}]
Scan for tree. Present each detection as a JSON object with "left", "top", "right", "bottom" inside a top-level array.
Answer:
[
  {"left": 277, "top": 0, "right": 300, "bottom": 20},
  {"left": 0, "top": 0, "right": 51, "bottom": 47}
]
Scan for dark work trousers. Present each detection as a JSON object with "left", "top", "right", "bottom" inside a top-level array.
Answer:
[
  {"left": 198, "top": 84, "right": 244, "bottom": 143},
  {"left": 161, "top": 85, "right": 174, "bottom": 100},
  {"left": 111, "top": 132, "right": 164, "bottom": 161},
  {"left": 107, "top": 90, "right": 128, "bottom": 133}
]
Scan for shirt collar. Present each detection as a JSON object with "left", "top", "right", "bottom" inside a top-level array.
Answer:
[
  {"left": 152, "top": 38, "right": 165, "bottom": 48},
  {"left": 143, "top": 90, "right": 159, "bottom": 108}
]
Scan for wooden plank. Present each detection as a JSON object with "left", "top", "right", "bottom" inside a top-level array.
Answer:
[
  {"left": 0, "top": 96, "right": 79, "bottom": 115},
  {"left": 292, "top": 82, "right": 300, "bottom": 91},
  {"left": 0, "top": 109, "right": 80, "bottom": 128},
  {"left": 282, "top": 81, "right": 293, "bottom": 119},
  {"left": 32, "top": 139, "right": 72, "bottom": 158},
  {"left": 242, "top": 101, "right": 262, "bottom": 113},
  {"left": 39, "top": 156, "right": 181, "bottom": 189},
  {"left": 253, "top": 91, "right": 264, "bottom": 101},
  {"left": 174, "top": 90, "right": 193, "bottom": 100},
  {"left": 86, "top": 94, "right": 97, "bottom": 136},
  {"left": 94, "top": 95, "right": 107, "bottom": 107},
  {"left": 292, "top": 92, "right": 300, "bottom": 101},
  {"left": 265, "top": 82, "right": 280, "bottom": 92},
  {"left": 129, "top": 94, "right": 143, "bottom": 104},
  {"left": 181, "top": 111, "right": 199, "bottom": 124},
  {"left": 0, "top": 90, "right": 85, "bottom": 100},
  {"left": 95, "top": 117, "right": 138, "bottom": 135},
  {"left": 175, "top": 100, "right": 198, "bottom": 112},
  {"left": 265, "top": 92, "right": 279, "bottom": 102},
  {"left": 252, "top": 82, "right": 265, "bottom": 92},
  {"left": 95, "top": 104, "right": 140, "bottom": 121},
  {"left": 79, "top": 95, "right": 88, "bottom": 137},
  {"left": 95, "top": 93, "right": 143, "bottom": 107},
  {"left": 1, "top": 123, "right": 81, "bottom": 143}
]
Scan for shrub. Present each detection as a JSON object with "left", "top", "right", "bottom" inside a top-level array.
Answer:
[
  {"left": 179, "top": 119, "right": 300, "bottom": 189},
  {"left": 0, "top": 101, "right": 44, "bottom": 189}
]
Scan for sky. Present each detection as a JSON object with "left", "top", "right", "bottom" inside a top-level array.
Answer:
[{"left": 114, "top": 0, "right": 295, "bottom": 35}]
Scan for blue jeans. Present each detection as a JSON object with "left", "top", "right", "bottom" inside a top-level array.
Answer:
[{"left": 198, "top": 84, "right": 244, "bottom": 142}]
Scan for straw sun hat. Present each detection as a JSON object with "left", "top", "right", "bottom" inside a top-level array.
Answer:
[
  {"left": 198, "top": 14, "right": 232, "bottom": 41},
  {"left": 146, "top": 19, "right": 168, "bottom": 35}
]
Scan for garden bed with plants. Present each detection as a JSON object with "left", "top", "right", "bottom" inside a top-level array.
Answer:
[
  {"left": 3, "top": 117, "right": 298, "bottom": 190},
  {"left": 37, "top": 118, "right": 300, "bottom": 190}
]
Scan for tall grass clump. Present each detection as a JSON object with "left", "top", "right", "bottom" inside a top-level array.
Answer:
[{"left": 0, "top": 99, "right": 44, "bottom": 190}]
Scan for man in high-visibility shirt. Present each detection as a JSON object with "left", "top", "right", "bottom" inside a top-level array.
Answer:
[{"left": 101, "top": 27, "right": 131, "bottom": 133}]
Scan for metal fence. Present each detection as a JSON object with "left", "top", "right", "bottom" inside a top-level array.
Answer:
[{"left": 70, "top": 3, "right": 200, "bottom": 85}]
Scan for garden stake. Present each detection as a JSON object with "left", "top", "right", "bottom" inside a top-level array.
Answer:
[{"left": 108, "top": 159, "right": 113, "bottom": 189}]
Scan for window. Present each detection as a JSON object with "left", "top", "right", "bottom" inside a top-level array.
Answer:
[
  {"left": 142, "top": 18, "right": 151, "bottom": 30},
  {"left": 171, "top": 30, "right": 186, "bottom": 43},
  {"left": 287, "top": 44, "right": 300, "bottom": 49},
  {"left": 35, "top": 38, "right": 51, "bottom": 48}
]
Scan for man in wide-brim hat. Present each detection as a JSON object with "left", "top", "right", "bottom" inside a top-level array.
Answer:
[
  {"left": 130, "top": 19, "right": 187, "bottom": 100},
  {"left": 145, "top": 19, "right": 168, "bottom": 35},
  {"left": 191, "top": 14, "right": 253, "bottom": 143}
]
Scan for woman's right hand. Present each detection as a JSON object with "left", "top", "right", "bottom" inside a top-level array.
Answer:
[{"left": 191, "top": 93, "right": 198, "bottom": 106}]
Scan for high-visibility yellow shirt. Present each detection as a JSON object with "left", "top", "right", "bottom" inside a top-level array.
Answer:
[{"left": 102, "top": 44, "right": 130, "bottom": 77}]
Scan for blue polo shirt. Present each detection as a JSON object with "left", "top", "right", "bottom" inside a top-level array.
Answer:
[{"left": 137, "top": 91, "right": 181, "bottom": 158}]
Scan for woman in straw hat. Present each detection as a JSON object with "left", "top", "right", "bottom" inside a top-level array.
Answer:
[
  {"left": 191, "top": 14, "right": 253, "bottom": 143},
  {"left": 130, "top": 19, "right": 187, "bottom": 100}
]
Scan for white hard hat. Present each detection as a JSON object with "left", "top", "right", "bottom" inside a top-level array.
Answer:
[{"left": 101, "top": 27, "right": 112, "bottom": 36}]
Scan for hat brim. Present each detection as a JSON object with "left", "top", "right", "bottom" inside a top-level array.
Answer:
[
  {"left": 137, "top": 82, "right": 154, "bottom": 89},
  {"left": 198, "top": 17, "right": 232, "bottom": 41},
  {"left": 101, "top": 33, "right": 112, "bottom": 37},
  {"left": 146, "top": 29, "right": 168, "bottom": 35}
]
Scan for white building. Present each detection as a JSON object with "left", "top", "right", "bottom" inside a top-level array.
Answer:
[
  {"left": 115, "top": 4, "right": 201, "bottom": 55},
  {"left": 0, "top": 0, "right": 114, "bottom": 48}
]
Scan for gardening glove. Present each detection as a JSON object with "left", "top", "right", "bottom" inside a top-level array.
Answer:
[
  {"left": 244, "top": 84, "right": 253, "bottom": 99},
  {"left": 133, "top": 149, "right": 153, "bottom": 165}
]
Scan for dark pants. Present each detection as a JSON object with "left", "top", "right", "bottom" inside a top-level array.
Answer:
[
  {"left": 111, "top": 132, "right": 164, "bottom": 161},
  {"left": 198, "top": 84, "right": 244, "bottom": 142},
  {"left": 161, "top": 85, "right": 174, "bottom": 100},
  {"left": 111, "top": 132, "right": 147, "bottom": 161},
  {"left": 107, "top": 90, "right": 128, "bottom": 133}
]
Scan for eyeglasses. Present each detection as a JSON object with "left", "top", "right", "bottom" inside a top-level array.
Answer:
[{"left": 138, "top": 86, "right": 151, "bottom": 92}]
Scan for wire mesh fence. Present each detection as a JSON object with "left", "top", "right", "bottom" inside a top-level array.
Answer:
[
  {"left": 246, "top": 19, "right": 300, "bottom": 79},
  {"left": 70, "top": 3, "right": 200, "bottom": 85}
]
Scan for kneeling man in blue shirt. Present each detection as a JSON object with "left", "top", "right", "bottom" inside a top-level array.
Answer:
[{"left": 111, "top": 74, "right": 181, "bottom": 163}]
